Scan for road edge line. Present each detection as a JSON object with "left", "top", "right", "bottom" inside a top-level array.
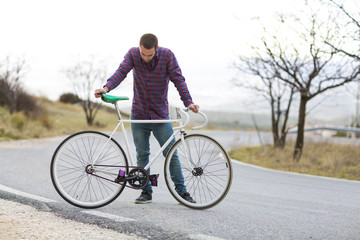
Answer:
[{"left": 0, "top": 183, "right": 57, "bottom": 203}]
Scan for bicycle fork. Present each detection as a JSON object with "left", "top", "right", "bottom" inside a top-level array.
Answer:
[{"left": 179, "top": 131, "right": 197, "bottom": 169}]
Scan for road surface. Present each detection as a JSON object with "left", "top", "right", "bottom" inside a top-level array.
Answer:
[{"left": 0, "top": 131, "right": 359, "bottom": 239}]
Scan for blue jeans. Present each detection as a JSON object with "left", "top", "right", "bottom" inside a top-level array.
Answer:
[{"left": 130, "top": 116, "right": 187, "bottom": 195}]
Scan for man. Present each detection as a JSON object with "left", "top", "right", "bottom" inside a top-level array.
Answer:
[{"left": 94, "top": 33, "right": 199, "bottom": 204}]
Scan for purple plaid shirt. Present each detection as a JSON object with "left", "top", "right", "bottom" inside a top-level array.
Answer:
[{"left": 104, "top": 47, "right": 194, "bottom": 120}]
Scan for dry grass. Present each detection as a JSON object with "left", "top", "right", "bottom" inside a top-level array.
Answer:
[
  {"left": 0, "top": 98, "right": 122, "bottom": 141},
  {"left": 229, "top": 139, "right": 360, "bottom": 181}
]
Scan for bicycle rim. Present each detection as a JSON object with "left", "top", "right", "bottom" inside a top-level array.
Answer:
[
  {"left": 51, "top": 131, "right": 128, "bottom": 208},
  {"left": 164, "top": 134, "right": 232, "bottom": 209}
]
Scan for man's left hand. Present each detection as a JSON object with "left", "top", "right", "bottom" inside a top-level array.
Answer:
[{"left": 188, "top": 104, "right": 200, "bottom": 113}]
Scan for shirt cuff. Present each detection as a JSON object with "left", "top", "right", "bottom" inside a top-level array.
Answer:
[{"left": 103, "top": 84, "right": 111, "bottom": 92}]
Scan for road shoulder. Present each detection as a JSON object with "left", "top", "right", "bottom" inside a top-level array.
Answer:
[{"left": 0, "top": 198, "right": 144, "bottom": 240}]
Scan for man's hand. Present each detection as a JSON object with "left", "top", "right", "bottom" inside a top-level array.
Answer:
[
  {"left": 94, "top": 87, "right": 109, "bottom": 98},
  {"left": 188, "top": 103, "right": 200, "bottom": 113}
]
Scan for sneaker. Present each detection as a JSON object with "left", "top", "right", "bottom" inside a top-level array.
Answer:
[
  {"left": 135, "top": 191, "right": 152, "bottom": 204},
  {"left": 181, "top": 192, "right": 196, "bottom": 203}
]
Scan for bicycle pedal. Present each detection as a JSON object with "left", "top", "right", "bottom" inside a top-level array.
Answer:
[
  {"left": 149, "top": 174, "right": 159, "bottom": 187},
  {"left": 115, "top": 170, "right": 126, "bottom": 183}
]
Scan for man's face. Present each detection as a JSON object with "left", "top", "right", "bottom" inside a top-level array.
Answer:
[{"left": 140, "top": 45, "right": 156, "bottom": 63}]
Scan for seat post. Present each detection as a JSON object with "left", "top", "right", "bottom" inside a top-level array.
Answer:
[{"left": 113, "top": 102, "right": 122, "bottom": 120}]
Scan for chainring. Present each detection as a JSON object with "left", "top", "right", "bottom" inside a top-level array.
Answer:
[{"left": 127, "top": 168, "right": 149, "bottom": 188}]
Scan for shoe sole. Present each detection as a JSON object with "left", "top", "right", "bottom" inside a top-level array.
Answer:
[{"left": 134, "top": 200, "right": 152, "bottom": 204}]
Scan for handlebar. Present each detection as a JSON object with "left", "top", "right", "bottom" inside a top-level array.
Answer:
[
  {"left": 174, "top": 108, "right": 208, "bottom": 130},
  {"left": 192, "top": 111, "right": 208, "bottom": 130}
]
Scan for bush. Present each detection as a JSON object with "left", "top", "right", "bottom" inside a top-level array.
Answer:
[
  {"left": 0, "top": 77, "right": 10, "bottom": 107},
  {"left": 10, "top": 112, "right": 26, "bottom": 130},
  {"left": 16, "top": 90, "right": 43, "bottom": 117},
  {"left": 59, "top": 93, "right": 81, "bottom": 104},
  {"left": 38, "top": 114, "right": 53, "bottom": 129},
  {"left": 0, "top": 77, "right": 46, "bottom": 118}
]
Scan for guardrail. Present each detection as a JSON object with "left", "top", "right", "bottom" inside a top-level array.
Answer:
[{"left": 288, "top": 126, "right": 360, "bottom": 134}]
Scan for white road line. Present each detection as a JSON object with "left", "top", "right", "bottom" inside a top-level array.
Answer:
[
  {"left": 188, "top": 234, "right": 227, "bottom": 240},
  {"left": 82, "top": 210, "right": 136, "bottom": 222},
  {"left": 0, "top": 183, "right": 57, "bottom": 203}
]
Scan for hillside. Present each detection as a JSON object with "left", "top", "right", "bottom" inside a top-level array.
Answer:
[{"left": 0, "top": 98, "right": 122, "bottom": 141}]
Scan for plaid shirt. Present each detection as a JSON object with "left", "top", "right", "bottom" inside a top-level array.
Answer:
[{"left": 104, "top": 47, "right": 194, "bottom": 119}]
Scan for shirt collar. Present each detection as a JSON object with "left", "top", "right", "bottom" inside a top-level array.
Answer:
[{"left": 138, "top": 47, "right": 159, "bottom": 62}]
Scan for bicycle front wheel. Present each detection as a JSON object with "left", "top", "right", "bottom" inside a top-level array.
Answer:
[
  {"left": 164, "top": 134, "right": 232, "bottom": 209},
  {"left": 51, "top": 131, "right": 128, "bottom": 209}
]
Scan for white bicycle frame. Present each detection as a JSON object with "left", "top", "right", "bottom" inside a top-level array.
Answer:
[{"left": 91, "top": 101, "right": 208, "bottom": 172}]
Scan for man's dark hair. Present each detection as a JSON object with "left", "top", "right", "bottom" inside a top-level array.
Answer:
[{"left": 140, "top": 33, "right": 158, "bottom": 50}]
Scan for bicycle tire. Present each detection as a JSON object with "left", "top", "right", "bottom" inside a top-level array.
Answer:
[
  {"left": 50, "top": 131, "right": 128, "bottom": 209},
  {"left": 164, "top": 134, "right": 232, "bottom": 209}
]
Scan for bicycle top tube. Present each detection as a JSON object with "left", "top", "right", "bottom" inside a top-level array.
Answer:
[
  {"left": 121, "top": 109, "right": 190, "bottom": 130},
  {"left": 100, "top": 93, "right": 207, "bottom": 130}
]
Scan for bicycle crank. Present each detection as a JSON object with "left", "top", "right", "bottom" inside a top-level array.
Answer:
[
  {"left": 114, "top": 167, "right": 159, "bottom": 189},
  {"left": 126, "top": 168, "right": 148, "bottom": 188}
]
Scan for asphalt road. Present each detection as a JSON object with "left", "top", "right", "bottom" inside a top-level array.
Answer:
[{"left": 0, "top": 131, "right": 359, "bottom": 239}]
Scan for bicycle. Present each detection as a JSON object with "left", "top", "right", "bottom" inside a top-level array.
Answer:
[{"left": 50, "top": 94, "right": 233, "bottom": 210}]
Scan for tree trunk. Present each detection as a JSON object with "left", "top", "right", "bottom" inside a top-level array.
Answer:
[
  {"left": 81, "top": 101, "right": 93, "bottom": 126},
  {"left": 278, "top": 133, "right": 286, "bottom": 149},
  {"left": 293, "top": 95, "right": 308, "bottom": 162},
  {"left": 271, "top": 110, "right": 281, "bottom": 148},
  {"left": 270, "top": 97, "right": 284, "bottom": 149}
]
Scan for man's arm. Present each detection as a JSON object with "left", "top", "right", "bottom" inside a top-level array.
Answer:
[
  {"left": 94, "top": 48, "right": 135, "bottom": 98},
  {"left": 104, "top": 51, "right": 133, "bottom": 91},
  {"left": 167, "top": 50, "right": 199, "bottom": 113}
]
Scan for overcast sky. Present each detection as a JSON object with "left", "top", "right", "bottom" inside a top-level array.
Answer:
[{"left": 1, "top": 0, "right": 358, "bottom": 118}]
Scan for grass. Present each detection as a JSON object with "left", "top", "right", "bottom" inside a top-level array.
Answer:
[
  {"left": 0, "top": 98, "right": 121, "bottom": 141},
  {"left": 229, "top": 139, "right": 360, "bottom": 181}
]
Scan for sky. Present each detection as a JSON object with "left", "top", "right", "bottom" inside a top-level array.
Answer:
[{"left": 1, "top": 0, "right": 359, "bottom": 120}]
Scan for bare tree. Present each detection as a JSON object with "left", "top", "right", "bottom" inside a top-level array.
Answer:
[
  {"left": 233, "top": 53, "right": 295, "bottom": 149},
  {"left": 0, "top": 56, "right": 27, "bottom": 114},
  {"left": 323, "top": 0, "right": 360, "bottom": 130},
  {"left": 275, "top": 11, "right": 360, "bottom": 161},
  {"left": 324, "top": 0, "right": 360, "bottom": 60},
  {"left": 234, "top": 6, "right": 360, "bottom": 161},
  {"left": 65, "top": 58, "right": 107, "bottom": 126}
]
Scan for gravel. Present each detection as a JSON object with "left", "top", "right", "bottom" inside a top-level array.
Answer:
[{"left": 0, "top": 198, "right": 145, "bottom": 240}]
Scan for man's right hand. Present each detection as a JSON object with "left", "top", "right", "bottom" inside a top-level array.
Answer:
[{"left": 94, "top": 87, "right": 109, "bottom": 98}]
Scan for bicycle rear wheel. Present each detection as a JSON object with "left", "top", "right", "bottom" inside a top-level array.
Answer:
[
  {"left": 51, "top": 131, "right": 128, "bottom": 209},
  {"left": 164, "top": 134, "right": 232, "bottom": 209}
]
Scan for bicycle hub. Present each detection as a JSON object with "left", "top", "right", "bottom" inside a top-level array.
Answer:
[
  {"left": 85, "top": 165, "right": 95, "bottom": 174},
  {"left": 192, "top": 167, "right": 203, "bottom": 176}
]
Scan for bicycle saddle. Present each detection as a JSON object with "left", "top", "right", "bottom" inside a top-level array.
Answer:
[{"left": 101, "top": 94, "right": 129, "bottom": 103}]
